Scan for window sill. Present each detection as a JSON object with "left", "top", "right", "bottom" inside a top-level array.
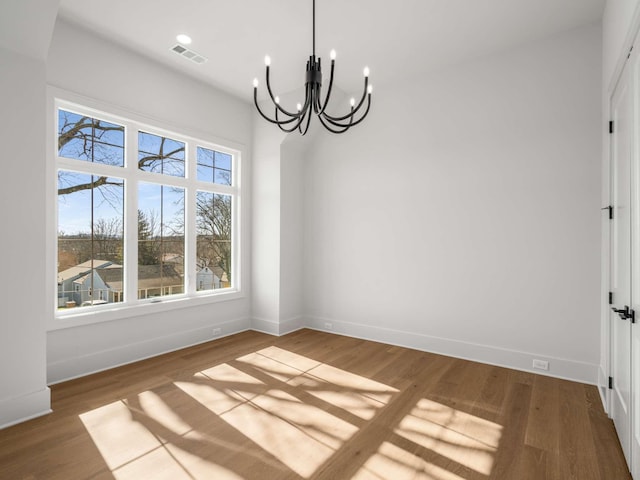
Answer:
[{"left": 48, "top": 289, "right": 245, "bottom": 332}]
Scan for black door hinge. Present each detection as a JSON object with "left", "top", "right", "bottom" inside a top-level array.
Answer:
[
  {"left": 609, "top": 376, "right": 613, "bottom": 389},
  {"left": 609, "top": 121, "right": 614, "bottom": 134},
  {"left": 602, "top": 205, "right": 613, "bottom": 219},
  {"left": 609, "top": 292, "right": 613, "bottom": 305}
]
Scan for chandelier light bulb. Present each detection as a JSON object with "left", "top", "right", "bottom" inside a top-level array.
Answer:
[
  {"left": 265, "top": 55, "right": 271, "bottom": 66},
  {"left": 275, "top": 96, "right": 280, "bottom": 104},
  {"left": 330, "top": 49, "right": 336, "bottom": 60},
  {"left": 253, "top": 78, "right": 259, "bottom": 88},
  {"left": 363, "top": 66, "right": 370, "bottom": 77},
  {"left": 367, "top": 85, "right": 373, "bottom": 94},
  {"left": 350, "top": 98, "right": 355, "bottom": 107},
  {"left": 297, "top": 103, "right": 302, "bottom": 112}
]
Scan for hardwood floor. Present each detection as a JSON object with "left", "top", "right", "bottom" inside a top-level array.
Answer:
[{"left": 0, "top": 329, "right": 630, "bottom": 479}]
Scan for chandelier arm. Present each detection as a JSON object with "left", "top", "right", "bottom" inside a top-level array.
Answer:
[
  {"left": 277, "top": 117, "right": 305, "bottom": 133},
  {"left": 274, "top": 103, "right": 306, "bottom": 125},
  {"left": 322, "top": 76, "right": 369, "bottom": 122},
  {"left": 276, "top": 82, "right": 311, "bottom": 132},
  {"left": 321, "top": 94, "right": 371, "bottom": 129},
  {"left": 299, "top": 104, "right": 313, "bottom": 135},
  {"left": 265, "top": 66, "right": 306, "bottom": 118},
  {"left": 317, "top": 60, "right": 336, "bottom": 115},
  {"left": 320, "top": 111, "right": 355, "bottom": 129},
  {"left": 313, "top": 87, "right": 320, "bottom": 114},
  {"left": 336, "top": 96, "right": 370, "bottom": 128},
  {"left": 276, "top": 105, "right": 306, "bottom": 132},
  {"left": 317, "top": 112, "right": 353, "bottom": 134},
  {"left": 313, "top": 81, "right": 322, "bottom": 114},
  {"left": 254, "top": 89, "right": 286, "bottom": 125},
  {"left": 255, "top": 88, "right": 302, "bottom": 126},
  {"left": 298, "top": 83, "right": 313, "bottom": 134}
]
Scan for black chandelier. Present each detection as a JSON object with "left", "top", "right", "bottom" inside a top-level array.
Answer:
[{"left": 253, "top": 0, "right": 372, "bottom": 135}]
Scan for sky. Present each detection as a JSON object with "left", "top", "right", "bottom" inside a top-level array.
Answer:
[{"left": 57, "top": 109, "right": 232, "bottom": 237}]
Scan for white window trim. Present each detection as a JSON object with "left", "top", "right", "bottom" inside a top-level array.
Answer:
[{"left": 46, "top": 88, "right": 245, "bottom": 332}]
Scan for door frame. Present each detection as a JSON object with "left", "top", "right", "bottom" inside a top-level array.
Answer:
[
  {"left": 609, "top": 58, "right": 634, "bottom": 466},
  {"left": 605, "top": 10, "right": 640, "bottom": 478},
  {"left": 602, "top": 1, "right": 640, "bottom": 417}
]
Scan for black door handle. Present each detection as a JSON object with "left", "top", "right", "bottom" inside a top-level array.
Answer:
[{"left": 612, "top": 306, "right": 633, "bottom": 321}]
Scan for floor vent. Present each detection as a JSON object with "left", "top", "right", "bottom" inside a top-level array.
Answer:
[{"left": 171, "top": 44, "right": 207, "bottom": 64}]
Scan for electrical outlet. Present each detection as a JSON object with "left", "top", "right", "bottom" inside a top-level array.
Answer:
[
  {"left": 324, "top": 322, "right": 333, "bottom": 330},
  {"left": 532, "top": 359, "right": 549, "bottom": 371},
  {"left": 212, "top": 327, "right": 222, "bottom": 336}
]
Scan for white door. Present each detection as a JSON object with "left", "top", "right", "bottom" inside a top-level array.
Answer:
[
  {"left": 611, "top": 52, "right": 633, "bottom": 468},
  {"left": 630, "top": 42, "right": 640, "bottom": 479}
]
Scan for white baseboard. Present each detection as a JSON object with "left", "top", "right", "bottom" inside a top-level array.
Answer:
[
  {"left": 46, "top": 312, "right": 599, "bottom": 390},
  {"left": 47, "top": 317, "right": 251, "bottom": 384},
  {"left": 251, "top": 316, "right": 304, "bottom": 336},
  {"left": 305, "top": 315, "right": 598, "bottom": 385},
  {"left": 598, "top": 365, "right": 610, "bottom": 414},
  {"left": 250, "top": 316, "right": 280, "bottom": 336},
  {"left": 278, "top": 316, "right": 305, "bottom": 335},
  {"left": 0, "top": 387, "right": 51, "bottom": 430}
]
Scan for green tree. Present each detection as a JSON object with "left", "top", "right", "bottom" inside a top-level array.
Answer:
[{"left": 138, "top": 209, "right": 162, "bottom": 266}]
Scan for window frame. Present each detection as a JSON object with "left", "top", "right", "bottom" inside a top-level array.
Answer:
[{"left": 47, "top": 91, "right": 244, "bottom": 331}]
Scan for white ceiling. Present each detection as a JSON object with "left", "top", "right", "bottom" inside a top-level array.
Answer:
[{"left": 57, "top": 0, "right": 604, "bottom": 103}]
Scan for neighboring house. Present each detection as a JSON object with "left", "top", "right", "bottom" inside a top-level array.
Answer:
[
  {"left": 58, "top": 260, "right": 227, "bottom": 308},
  {"left": 57, "top": 260, "right": 120, "bottom": 307},
  {"left": 80, "top": 263, "right": 185, "bottom": 301},
  {"left": 196, "top": 266, "right": 221, "bottom": 291},
  {"left": 137, "top": 264, "right": 184, "bottom": 298}
]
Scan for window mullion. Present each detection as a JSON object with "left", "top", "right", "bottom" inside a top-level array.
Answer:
[
  {"left": 186, "top": 142, "right": 197, "bottom": 295},
  {"left": 124, "top": 124, "right": 139, "bottom": 304}
]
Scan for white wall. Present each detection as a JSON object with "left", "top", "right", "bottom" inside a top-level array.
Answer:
[
  {"left": 279, "top": 137, "right": 306, "bottom": 328},
  {"left": 0, "top": 47, "right": 51, "bottom": 427},
  {"left": 303, "top": 24, "right": 602, "bottom": 383},
  {"left": 46, "top": 19, "right": 254, "bottom": 383},
  {"left": 251, "top": 110, "right": 284, "bottom": 332},
  {"left": 251, "top": 89, "right": 308, "bottom": 335},
  {"left": 0, "top": 0, "right": 59, "bottom": 429}
]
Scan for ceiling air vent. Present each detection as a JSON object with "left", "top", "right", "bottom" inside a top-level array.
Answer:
[{"left": 171, "top": 44, "right": 208, "bottom": 64}]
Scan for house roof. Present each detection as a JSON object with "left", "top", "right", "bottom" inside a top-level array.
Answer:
[
  {"left": 57, "top": 259, "right": 120, "bottom": 283},
  {"left": 59, "top": 261, "right": 227, "bottom": 291},
  {"left": 72, "top": 273, "right": 90, "bottom": 285},
  {"left": 98, "top": 264, "right": 184, "bottom": 293}
]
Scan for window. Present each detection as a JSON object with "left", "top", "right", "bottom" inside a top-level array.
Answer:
[{"left": 55, "top": 101, "right": 240, "bottom": 317}]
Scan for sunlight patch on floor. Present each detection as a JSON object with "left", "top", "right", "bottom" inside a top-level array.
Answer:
[
  {"left": 174, "top": 363, "right": 266, "bottom": 414},
  {"left": 79, "top": 346, "right": 399, "bottom": 479},
  {"left": 249, "top": 388, "right": 359, "bottom": 449},
  {"left": 221, "top": 398, "right": 337, "bottom": 477},
  {"left": 394, "top": 398, "right": 502, "bottom": 476},
  {"left": 236, "top": 351, "right": 308, "bottom": 383},
  {"left": 353, "top": 441, "right": 468, "bottom": 480},
  {"left": 134, "top": 390, "right": 193, "bottom": 436},
  {"left": 289, "top": 363, "right": 399, "bottom": 420},
  {"left": 110, "top": 444, "right": 244, "bottom": 480},
  {"left": 79, "top": 400, "right": 163, "bottom": 471},
  {"left": 252, "top": 345, "right": 322, "bottom": 371}
]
